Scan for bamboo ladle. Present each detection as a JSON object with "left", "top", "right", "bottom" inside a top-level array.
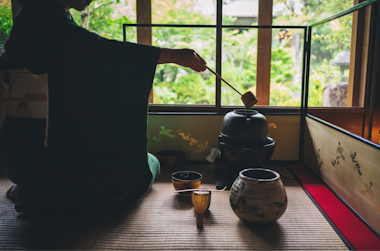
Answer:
[{"left": 206, "top": 66, "right": 258, "bottom": 108}]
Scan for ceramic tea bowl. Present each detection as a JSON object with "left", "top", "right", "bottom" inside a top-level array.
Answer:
[
  {"left": 156, "top": 150, "right": 185, "bottom": 172},
  {"left": 229, "top": 168, "right": 287, "bottom": 225},
  {"left": 172, "top": 171, "right": 202, "bottom": 195}
]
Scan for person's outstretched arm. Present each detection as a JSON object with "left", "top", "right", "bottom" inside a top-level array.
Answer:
[{"left": 158, "top": 48, "right": 207, "bottom": 72}]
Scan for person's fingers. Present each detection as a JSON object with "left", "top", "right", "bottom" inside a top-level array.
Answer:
[
  {"left": 191, "top": 63, "right": 201, "bottom": 72},
  {"left": 193, "top": 52, "right": 206, "bottom": 67},
  {"left": 195, "top": 60, "right": 205, "bottom": 71},
  {"left": 195, "top": 52, "right": 206, "bottom": 65},
  {"left": 193, "top": 52, "right": 207, "bottom": 71},
  {"left": 194, "top": 60, "right": 205, "bottom": 72},
  {"left": 175, "top": 49, "right": 207, "bottom": 72}
]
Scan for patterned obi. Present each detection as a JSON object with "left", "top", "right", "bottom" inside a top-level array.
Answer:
[{"left": 0, "top": 68, "right": 48, "bottom": 131}]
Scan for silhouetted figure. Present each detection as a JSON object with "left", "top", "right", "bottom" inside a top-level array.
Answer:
[{"left": 1, "top": 0, "right": 206, "bottom": 215}]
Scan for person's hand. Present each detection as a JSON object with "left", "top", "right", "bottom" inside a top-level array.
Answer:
[
  {"left": 173, "top": 49, "right": 207, "bottom": 72},
  {"left": 158, "top": 48, "right": 207, "bottom": 72}
]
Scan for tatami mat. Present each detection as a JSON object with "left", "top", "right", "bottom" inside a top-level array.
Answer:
[{"left": 0, "top": 165, "right": 348, "bottom": 250}]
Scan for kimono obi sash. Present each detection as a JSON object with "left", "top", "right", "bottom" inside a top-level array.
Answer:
[{"left": 0, "top": 68, "right": 48, "bottom": 131}]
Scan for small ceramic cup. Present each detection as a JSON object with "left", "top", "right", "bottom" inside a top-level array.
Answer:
[
  {"left": 156, "top": 151, "right": 185, "bottom": 172},
  {"left": 172, "top": 171, "right": 202, "bottom": 195}
]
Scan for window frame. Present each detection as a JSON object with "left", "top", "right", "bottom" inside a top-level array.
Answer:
[
  {"left": 304, "top": 0, "right": 379, "bottom": 141},
  {"left": 130, "top": 0, "right": 380, "bottom": 144},
  {"left": 131, "top": 0, "right": 309, "bottom": 113},
  {"left": 130, "top": 0, "right": 375, "bottom": 114},
  {"left": 125, "top": 22, "right": 307, "bottom": 113},
  {"left": 8, "top": 0, "right": 379, "bottom": 142},
  {"left": 10, "top": 0, "right": 373, "bottom": 114}
]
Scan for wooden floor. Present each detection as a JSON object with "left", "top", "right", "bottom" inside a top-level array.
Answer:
[{"left": 0, "top": 163, "right": 349, "bottom": 250}]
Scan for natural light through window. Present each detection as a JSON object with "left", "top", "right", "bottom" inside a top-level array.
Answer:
[{"left": 46, "top": 0, "right": 366, "bottom": 109}]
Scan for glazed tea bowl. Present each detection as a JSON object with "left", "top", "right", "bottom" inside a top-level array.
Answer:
[
  {"left": 229, "top": 168, "right": 287, "bottom": 225},
  {"left": 156, "top": 150, "right": 185, "bottom": 172},
  {"left": 172, "top": 171, "right": 202, "bottom": 194}
]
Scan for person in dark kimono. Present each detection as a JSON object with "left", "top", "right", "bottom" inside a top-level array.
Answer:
[{"left": 1, "top": 0, "right": 206, "bottom": 215}]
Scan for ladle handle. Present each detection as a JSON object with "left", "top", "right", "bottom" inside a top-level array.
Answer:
[
  {"left": 174, "top": 187, "right": 227, "bottom": 193},
  {"left": 206, "top": 66, "right": 242, "bottom": 96}
]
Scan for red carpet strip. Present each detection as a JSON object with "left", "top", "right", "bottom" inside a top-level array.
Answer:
[{"left": 287, "top": 163, "right": 380, "bottom": 251}]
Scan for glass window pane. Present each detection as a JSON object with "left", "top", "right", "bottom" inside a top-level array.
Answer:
[
  {"left": 220, "top": 28, "right": 257, "bottom": 106},
  {"left": 124, "top": 26, "right": 138, "bottom": 43},
  {"left": 270, "top": 28, "right": 303, "bottom": 107},
  {"left": 221, "top": 27, "right": 304, "bottom": 107},
  {"left": 71, "top": 0, "right": 136, "bottom": 41},
  {"left": 309, "top": 12, "right": 354, "bottom": 107},
  {"left": 0, "top": 0, "right": 12, "bottom": 50},
  {"left": 273, "top": 0, "right": 354, "bottom": 26},
  {"left": 223, "top": 0, "right": 258, "bottom": 25},
  {"left": 152, "top": 27, "right": 216, "bottom": 105},
  {"left": 152, "top": 0, "right": 216, "bottom": 25},
  {"left": 272, "top": 0, "right": 303, "bottom": 22}
]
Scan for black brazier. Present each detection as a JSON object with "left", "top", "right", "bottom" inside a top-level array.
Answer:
[{"left": 217, "top": 109, "right": 276, "bottom": 189}]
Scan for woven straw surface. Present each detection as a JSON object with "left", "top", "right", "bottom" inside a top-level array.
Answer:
[{"left": 0, "top": 165, "right": 348, "bottom": 250}]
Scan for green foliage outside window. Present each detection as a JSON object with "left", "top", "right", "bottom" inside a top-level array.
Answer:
[
  {"left": 274, "top": 0, "right": 354, "bottom": 106},
  {"left": 0, "top": 0, "right": 354, "bottom": 107},
  {"left": 71, "top": 0, "right": 136, "bottom": 42},
  {"left": 0, "top": 0, "right": 13, "bottom": 50}
]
